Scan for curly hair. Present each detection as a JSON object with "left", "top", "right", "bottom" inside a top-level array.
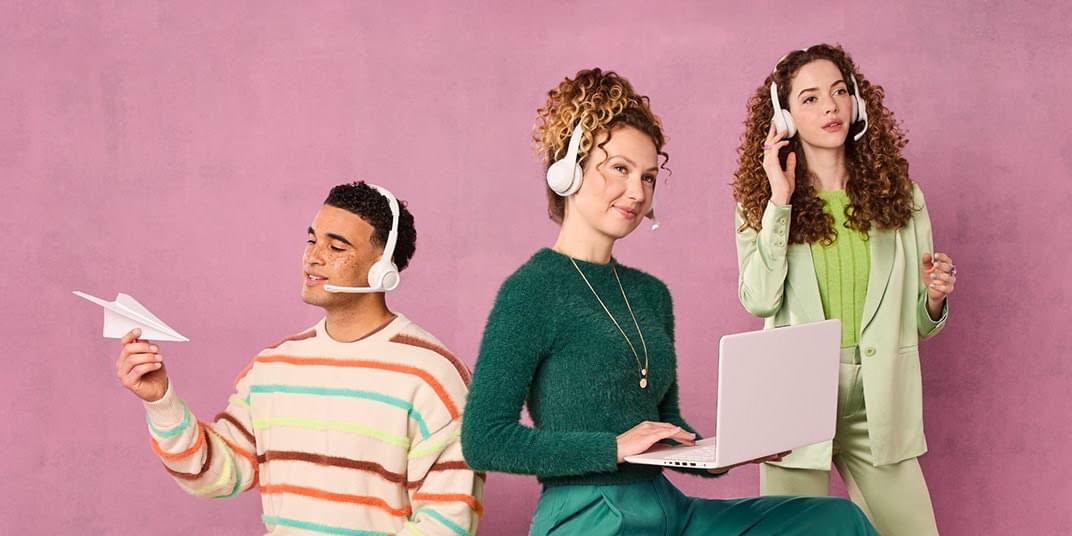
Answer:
[
  {"left": 732, "top": 44, "right": 915, "bottom": 245},
  {"left": 534, "top": 68, "right": 669, "bottom": 224},
  {"left": 324, "top": 181, "right": 417, "bottom": 272}
]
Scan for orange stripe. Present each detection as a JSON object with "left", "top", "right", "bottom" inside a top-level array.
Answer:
[
  {"left": 205, "top": 425, "right": 260, "bottom": 490},
  {"left": 150, "top": 422, "right": 205, "bottom": 461},
  {"left": 261, "top": 484, "right": 411, "bottom": 517},
  {"left": 389, "top": 334, "right": 471, "bottom": 385},
  {"left": 164, "top": 430, "right": 213, "bottom": 480},
  {"left": 255, "top": 355, "right": 459, "bottom": 419},
  {"left": 413, "top": 492, "right": 484, "bottom": 516}
]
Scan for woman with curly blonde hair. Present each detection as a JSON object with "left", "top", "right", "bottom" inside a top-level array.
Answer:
[
  {"left": 462, "top": 68, "right": 876, "bottom": 535},
  {"left": 733, "top": 44, "right": 958, "bottom": 535}
]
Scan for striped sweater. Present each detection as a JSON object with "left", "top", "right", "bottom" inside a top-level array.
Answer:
[{"left": 143, "top": 314, "right": 483, "bottom": 536}]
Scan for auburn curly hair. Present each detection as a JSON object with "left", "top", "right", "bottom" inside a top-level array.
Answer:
[
  {"left": 732, "top": 44, "right": 915, "bottom": 245},
  {"left": 534, "top": 68, "right": 669, "bottom": 224}
]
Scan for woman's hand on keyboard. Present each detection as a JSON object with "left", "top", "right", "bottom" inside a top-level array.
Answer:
[{"left": 616, "top": 421, "right": 696, "bottom": 463}]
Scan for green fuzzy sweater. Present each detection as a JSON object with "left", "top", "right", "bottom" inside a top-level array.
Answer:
[{"left": 461, "top": 248, "right": 717, "bottom": 487}]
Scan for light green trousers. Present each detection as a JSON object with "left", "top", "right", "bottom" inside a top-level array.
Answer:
[
  {"left": 529, "top": 473, "right": 876, "bottom": 535},
  {"left": 760, "top": 347, "right": 939, "bottom": 536}
]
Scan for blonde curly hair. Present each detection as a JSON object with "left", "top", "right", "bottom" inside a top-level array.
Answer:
[
  {"left": 534, "top": 68, "right": 669, "bottom": 224},
  {"left": 733, "top": 44, "right": 915, "bottom": 245}
]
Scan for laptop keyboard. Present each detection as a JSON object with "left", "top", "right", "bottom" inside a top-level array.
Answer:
[{"left": 662, "top": 446, "right": 716, "bottom": 462}]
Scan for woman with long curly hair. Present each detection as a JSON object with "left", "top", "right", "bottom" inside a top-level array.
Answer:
[
  {"left": 461, "top": 68, "right": 876, "bottom": 535},
  {"left": 733, "top": 44, "right": 957, "bottom": 535}
]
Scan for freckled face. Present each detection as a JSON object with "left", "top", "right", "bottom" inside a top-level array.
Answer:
[{"left": 301, "top": 205, "right": 381, "bottom": 307}]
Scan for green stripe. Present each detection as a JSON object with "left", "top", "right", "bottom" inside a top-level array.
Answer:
[
  {"left": 253, "top": 416, "right": 410, "bottom": 448},
  {"left": 415, "top": 508, "right": 470, "bottom": 536},
  {"left": 146, "top": 403, "right": 190, "bottom": 438},
  {"left": 262, "top": 515, "right": 390, "bottom": 536},
  {"left": 408, "top": 431, "right": 459, "bottom": 459},
  {"left": 250, "top": 384, "right": 430, "bottom": 438}
]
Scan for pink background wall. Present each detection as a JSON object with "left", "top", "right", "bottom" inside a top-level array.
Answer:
[{"left": 3, "top": 1, "right": 1069, "bottom": 534}]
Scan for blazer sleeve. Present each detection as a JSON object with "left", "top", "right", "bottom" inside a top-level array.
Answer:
[
  {"left": 735, "top": 201, "right": 793, "bottom": 318},
  {"left": 912, "top": 183, "right": 949, "bottom": 340}
]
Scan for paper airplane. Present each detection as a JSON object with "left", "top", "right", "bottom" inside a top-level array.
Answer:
[{"left": 73, "top": 291, "right": 189, "bottom": 342}]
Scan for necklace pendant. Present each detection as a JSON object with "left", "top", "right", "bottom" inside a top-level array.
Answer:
[
  {"left": 641, "top": 368, "right": 647, "bottom": 376},
  {"left": 640, "top": 377, "right": 648, "bottom": 389}
]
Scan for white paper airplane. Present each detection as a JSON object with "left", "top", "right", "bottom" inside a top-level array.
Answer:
[{"left": 73, "top": 291, "right": 189, "bottom": 342}]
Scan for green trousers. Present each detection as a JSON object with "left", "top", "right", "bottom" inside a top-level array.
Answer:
[
  {"left": 760, "top": 347, "right": 939, "bottom": 535},
  {"left": 529, "top": 473, "right": 877, "bottom": 535}
]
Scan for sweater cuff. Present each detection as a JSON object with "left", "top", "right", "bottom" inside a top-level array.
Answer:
[
  {"left": 918, "top": 292, "right": 949, "bottom": 338},
  {"left": 143, "top": 380, "right": 186, "bottom": 430}
]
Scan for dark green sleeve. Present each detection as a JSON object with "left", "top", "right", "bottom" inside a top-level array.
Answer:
[
  {"left": 653, "top": 281, "right": 722, "bottom": 479},
  {"left": 461, "top": 272, "right": 619, "bottom": 477}
]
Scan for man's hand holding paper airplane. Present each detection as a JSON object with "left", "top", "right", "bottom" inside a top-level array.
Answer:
[
  {"left": 72, "top": 290, "right": 182, "bottom": 403},
  {"left": 115, "top": 328, "right": 169, "bottom": 403}
]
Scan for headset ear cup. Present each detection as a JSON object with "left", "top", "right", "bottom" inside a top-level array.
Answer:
[
  {"left": 781, "top": 110, "right": 797, "bottom": 138},
  {"left": 546, "top": 159, "right": 583, "bottom": 196},
  {"left": 380, "top": 266, "right": 400, "bottom": 291},
  {"left": 366, "top": 261, "right": 401, "bottom": 291},
  {"left": 562, "top": 164, "right": 583, "bottom": 196},
  {"left": 546, "top": 161, "right": 569, "bottom": 196}
]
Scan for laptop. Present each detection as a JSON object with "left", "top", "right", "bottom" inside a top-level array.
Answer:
[{"left": 625, "top": 319, "right": 840, "bottom": 470}]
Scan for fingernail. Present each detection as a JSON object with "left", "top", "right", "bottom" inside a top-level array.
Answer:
[{"left": 150, "top": 345, "right": 158, "bottom": 352}]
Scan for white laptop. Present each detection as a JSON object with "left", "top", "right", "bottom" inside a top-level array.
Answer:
[{"left": 625, "top": 319, "right": 840, "bottom": 470}]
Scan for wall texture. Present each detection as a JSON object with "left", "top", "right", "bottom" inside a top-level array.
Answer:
[{"left": 2, "top": 1, "right": 1069, "bottom": 534}]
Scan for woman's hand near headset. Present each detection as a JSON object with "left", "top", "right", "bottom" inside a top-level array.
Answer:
[{"left": 762, "top": 122, "right": 796, "bottom": 207}]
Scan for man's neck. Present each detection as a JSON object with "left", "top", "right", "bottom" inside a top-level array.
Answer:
[{"left": 323, "top": 295, "right": 395, "bottom": 342}]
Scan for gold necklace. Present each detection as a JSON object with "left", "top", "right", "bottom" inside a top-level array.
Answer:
[{"left": 569, "top": 257, "right": 650, "bottom": 389}]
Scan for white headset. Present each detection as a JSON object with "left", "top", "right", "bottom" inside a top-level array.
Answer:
[
  {"left": 769, "top": 50, "right": 869, "bottom": 142},
  {"left": 545, "top": 121, "right": 660, "bottom": 230},
  {"left": 323, "top": 184, "right": 401, "bottom": 294}
]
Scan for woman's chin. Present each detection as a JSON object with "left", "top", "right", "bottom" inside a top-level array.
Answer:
[{"left": 599, "top": 221, "right": 642, "bottom": 240}]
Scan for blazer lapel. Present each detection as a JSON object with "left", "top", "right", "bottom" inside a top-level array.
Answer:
[
  {"left": 786, "top": 243, "right": 825, "bottom": 321},
  {"left": 860, "top": 227, "right": 895, "bottom": 334}
]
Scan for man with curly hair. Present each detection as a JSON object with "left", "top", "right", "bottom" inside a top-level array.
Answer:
[{"left": 113, "top": 181, "right": 483, "bottom": 535}]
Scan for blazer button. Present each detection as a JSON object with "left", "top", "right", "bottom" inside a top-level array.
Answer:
[{"left": 864, "top": 346, "right": 876, "bottom": 357}]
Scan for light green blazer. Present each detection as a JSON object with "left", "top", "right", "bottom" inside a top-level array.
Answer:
[{"left": 735, "top": 183, "right": 948, "bottom": 469}]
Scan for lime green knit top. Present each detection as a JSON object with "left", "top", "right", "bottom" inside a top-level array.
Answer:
[{"left": 811, "top": 190, "right": 870, "bottom": 348}]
